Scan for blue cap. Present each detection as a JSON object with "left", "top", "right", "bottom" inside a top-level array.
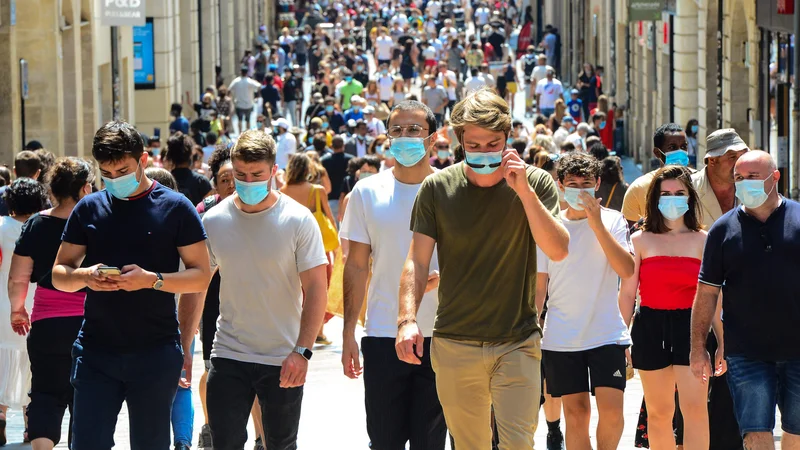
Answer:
[{"left": 561, "top": 116, "right": 575, "bottom": 124}]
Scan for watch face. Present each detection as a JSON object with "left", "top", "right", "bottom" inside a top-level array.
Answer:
[{"left": 154, "top": 280, "right": 164, "bottom": 290}]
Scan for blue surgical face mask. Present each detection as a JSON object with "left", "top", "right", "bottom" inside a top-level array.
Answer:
[
  {"left": 390, "top": 137, "right": 428, "bottom": 167},
  {"left": 103, "top": 163, "right": 142, "bottom": 200},
  {"left": 151, "top": 148, "right": 161, "bottom": 157},
  {"left": 507, "top": 137, "right": 514, "bottom": 145},
  {"left": 358, "top": 172, "right": 375, "bottom": 180},
  {"left": 437, "top": 150, "right": 450, "bottom": 160},
  {"left": 563, "top": 186, "right": 595, "bottom": 211},
  {"left": 663, "top": 150, "right": 690, "bottom": 167},
  {"left": 658, "top": 195, "right": 689, "bottom": 221},
  {"left": 322, "top": 122, "right": 330, "bottom": 129},
  {"left": 326, "top": 105, "right": 334, "bottom": 113},
  {"left": 464, "top": 150, "right": 503, "bottom": 175},
  {"left": 235, "top": 177, "right": 271, "bottom": 205},
  {"left": 735, "top": 174, "right": 775, "bottom": 209},
  {"left": 691, "top": 124, "right": 699, "bottom": 134},
  {"left": 599, "top": 121, "right": 606, "bottom": 130},
  {"left": 345, "top": 76, "right": 353, "bottom": 83}
]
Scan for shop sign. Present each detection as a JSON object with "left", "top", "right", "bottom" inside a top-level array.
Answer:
[{"left": 629, "top": 0, "right": 664, "bottom": 22}]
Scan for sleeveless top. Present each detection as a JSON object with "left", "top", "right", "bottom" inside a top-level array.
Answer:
[{"left": 638, "top": 256, "right": 701, "bottom": 310}]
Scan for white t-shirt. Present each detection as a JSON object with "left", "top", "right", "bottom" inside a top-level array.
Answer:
[
  {"left": 377, "top": 74, "right": 394, "bottom": 101},
  {"left": 202, "top": 145, "right": 215, "bottom": 163},
  {"left": 228, "top": 76, "right": 262, "bottom": 110},
  {"left": 203, "top": 195, "right": 328, "bottom": 365},
  {"left": 340, "top": 170, "right": 439, "bottom": 337},
  {"left": 275, "top": 132, "right": 297, "bottom": 169},
  {"left": 464, "top": 75, "right": 487, "bottom": 94},
  {"left": 475, "top": 7, "right": 490, "bottom": 25},
  {"left": 367, "top": 117, "right": 386, "bottom": 137},
  {"left": 535, "top": 77, "right": 563, "bottom": 109},
  {"left": 375, "top": 36, "right": 395, "bottom": 61},
  {"left": 391, "top": 14, "right": 408, "bottom": 28},
  {"left": 531, "top": 64, "right": 553, "bottom": 86},
  {"left": 537, "top": 208, "right": 632, "bottom": 351},
  {"left": 423, "top": 46, "right": 437, "bottom": 60},
  {"left": 436, "top": 70, "right": 458, "bottom": 100},
  {"left": 427, "top": 0, "right": 442, "bottom": 17}
]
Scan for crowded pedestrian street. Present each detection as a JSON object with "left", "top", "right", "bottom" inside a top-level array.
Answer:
[{"left": 0, "top": 0, "right": 799, "bottom": 449}]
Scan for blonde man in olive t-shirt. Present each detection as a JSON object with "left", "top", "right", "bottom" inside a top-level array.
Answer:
[{"left": 395, "top": 88, "right": 570, "bottom": 449}]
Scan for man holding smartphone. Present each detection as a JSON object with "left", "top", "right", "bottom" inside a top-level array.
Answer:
[
  {"left": 340, "top": 100, "right": 447, "bottom": 449},
  {"left": 396, "top": 89, "right": 569, "bottom": 449},
  {"left": 52, "top": 121, "right": 212, "bottom": 450}
]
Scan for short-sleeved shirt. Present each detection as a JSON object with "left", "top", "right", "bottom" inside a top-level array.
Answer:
[
  {"left": 410, "top": 164, "right": 561, "bottom": 342},
  {"left": 62, "top": 183, "right": 207, "bottom": 352},
  {"left": 340, "top": 170, "right": 439, "bottom": 337},
  {"left": 621, "top": 170, "right": 657, "bottom": 223},
  {"left": 338, "top": 81, "right": 364, "bottom": 110},
  {"left": 535, "top": 78, "right": 563, "bottom": 110},
  {"left": 203, "top": 194, "right": 327, "bottom": 366},
  {"left": 172, "top": 168, "right": 212, "bottom": 206},
  {"left": 423, "top": 86, "right": 449, "bottom": 113},
  {"left": 537, "top": 208, "right": 632, "bottom": 351},
  {"left": 15, "top": 213, "right": 76, "bottom": 291},
  {"left": 322, "top": 152, "right": 355, "bottom": 200},
  {"left": 699, "top": 200, "right": 800, "bottom": 361}
]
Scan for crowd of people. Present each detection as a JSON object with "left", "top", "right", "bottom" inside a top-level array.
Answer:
[{"left": 0, "top": 0, "right": 797, "bottom": 449}]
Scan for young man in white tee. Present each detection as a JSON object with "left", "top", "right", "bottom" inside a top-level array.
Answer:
[
  {"left": 341, "top": 100, "right": 446, "bottom": 449},
  {"left": 377, "top": 62, "right": 395, "bottom": 105},
  {"left": 202, "top": 130, "right": 329, "bottom": 449},
  {"left": 375, "top": 29, "right": 395, "bottom": 67},
  {"left": 536, "top": 153, "right": 634, "bottom": 450}
]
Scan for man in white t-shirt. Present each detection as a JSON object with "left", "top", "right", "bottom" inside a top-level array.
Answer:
[
  {"left": 463, "top": 68, "right": 488, "bottom": 95},
  {"left": 427, "top": 0, "right": 442, "bottom": 17},
  {"left": 228, "top": 67, "right": 262, "bottom": 132},
  {"left": 375, "top": 30, "right": 395, "bottom": 66},
  {"left": 341, "top": 100, "right": 446, "bottom": 450},
  {"left": 436, "top": 61, "right": 458, "bottom": 117},
  {"left": 273, "top": 118, "right": 297, "bottom": 170},
  {"left": 530, "top": 54, "right": 554, "bottom": 112},
  {"left": 474, "top": 3, "right": 490, "bottom": 26},
  {"left": 203, "top": 130, "right": 328, "bottom": 449},
  {"left": 377, "top": 63, "right": 395, "bottom": 104},
  {"left": 535, "top": 153, "right": 633, "bottom": 450},
  {"left": 363, "top": 106, "right": 386, "bottom": 137},
  {"left": 535, "top": 69, "right": 563, "bottom": 118}
]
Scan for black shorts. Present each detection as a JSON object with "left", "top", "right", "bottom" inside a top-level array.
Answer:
[
  {"left": 543, "top": 344, "right": 628, "bottom": 397},
  {"left": 631, "top": 307, "right": 691, "bottom": 371}
]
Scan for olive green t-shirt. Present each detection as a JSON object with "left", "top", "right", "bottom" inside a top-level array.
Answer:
[{"left": 410, "top": 163, "right": 561, "bottom": 342}]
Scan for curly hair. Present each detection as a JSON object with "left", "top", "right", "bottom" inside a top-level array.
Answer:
[
  {"left": 207, "top": 144, "right": 232, "bottom": 182},
  {"left": 46, "top": 157, "right": 94, "bottom": 202},
  {"left": 557, "top": 153, "right": 601, "bottom": 183},
  {"left": 5, "top": 178, "right": 49, "bottom": 216}
]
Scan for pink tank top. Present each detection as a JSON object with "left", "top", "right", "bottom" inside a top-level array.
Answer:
[{"left": 31, "top": 286, "right": 85, "bottom": 323}]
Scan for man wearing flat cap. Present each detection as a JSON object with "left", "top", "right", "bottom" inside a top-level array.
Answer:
[{"left": 691, "top": 128, "right": 749, "bottom": 228}]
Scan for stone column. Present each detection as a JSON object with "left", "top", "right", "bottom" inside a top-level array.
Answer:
[
  {"left": 200, "top": 0, "right": 218, "bottom": 91},
  {"left": 219, "top": 0, "right": 235, "bottom": 84},
  {"left": 0, "top": 0, "right": 20, "bottom": 163}
]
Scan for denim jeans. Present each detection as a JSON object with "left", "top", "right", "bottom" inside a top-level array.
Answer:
[
  {"left": 726, "top": 355, "right": 800, "bottom": 436},
  {"left": 172, "top": 338, "right": 195, "bottom": 446},
  {"left": 207, "top": 357, "right": 303, "bottom": 450},
  {"left": 70, "top": 340, "right": 183, "bottom": 450}
]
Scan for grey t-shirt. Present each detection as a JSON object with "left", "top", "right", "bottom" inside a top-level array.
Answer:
[
  {"left": 423, "top": 86, "right": 449, "bottom": 114},
  {"left": 202, "top": 194, "right": 328, "bottom": 366}
]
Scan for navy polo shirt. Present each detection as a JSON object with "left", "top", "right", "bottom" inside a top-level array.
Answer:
[
  {"left": 62, "top": 182, "right": 207, "bottom": 352},
  {"left": 699, "top": 199, "right": 800, "bottom": 361}
]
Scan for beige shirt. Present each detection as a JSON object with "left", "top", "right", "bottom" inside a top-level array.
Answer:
[
  {"left": 621, "top": 170, "right": 657, "bottom": 223},
  {"left": 691, "top": 167, "right": 735, "bottom": 229}
]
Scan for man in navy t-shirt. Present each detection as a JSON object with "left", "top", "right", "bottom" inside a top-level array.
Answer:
[
  {"left": 52, "top": 121, "right": 212, "bottom": 450},
  {"left": 691, "top": 150, "right": 800, "bottom": 450}
]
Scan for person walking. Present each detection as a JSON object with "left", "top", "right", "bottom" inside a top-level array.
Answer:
[
  {"left": 203, "top": 130, "right": 328, "bottom": 449},
  {"left": 165, "top": 132, "right": 214, "bottom": 206},
  {"left": 52, "top": 121, "right": 212, "bottom": 450},
  {"left": 396, "top": 89, "right": 569, "bottom": 449},
  {"left": 1, "top": 179, "right": 50, "bottom": 446},
  {"left": 535, "top": 69, "right": 563, "bottom": 119},
  {"left": 537, "top": 153, "right": 633, "bottom": 450},
  {"left": 8, "top": 159, "right": 93, "bottom": 450},
  {"left": 619, "top": 165, "right": 713, "bottom": 450},
  {"left": 341, "top": 100, "right": 446, "bottom": 450},
  {"left": 691, "top": 150, "right": 800, "bottom": 450},
  {"left": 228, "top": 67, "right": 263, "bottom": 133}
]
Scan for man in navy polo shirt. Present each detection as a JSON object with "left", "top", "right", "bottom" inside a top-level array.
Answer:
[
  {"left": 690, "top": 150, "right": 800, "bottom": 450},
  {"left": 52, "top": 121, "right": 212, "bottom": 450}
]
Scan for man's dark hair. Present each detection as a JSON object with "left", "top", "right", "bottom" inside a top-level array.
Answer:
[
  {"left": 207, "top": 145, "right": 232, "bottom": 182},
  {"left": 0, "top": 166, "right": 12, "bottom": 187},
  {"left": 171, "top": 103, "right": 183, "bottom": 115},
  {"left": 591, "top": 111, "right": 606, "bottom": 123},
  {"left": 145, "top": 167, "right": 178, "bottom": 191},
  {"left": 470, "top": 68, "right": 479, "bottom": 77},
  {"left": 92, "top": 121, "right": 145, "bottom": 164},
  {"left": 14, "top": 151, "right": 42, "bottom": 178},
  {"left": 165, "top": 132, "right": 194, "bottom": 166},
  {"left": 588, "top": 142, "right": 609, "bottom": 160},
  {"left": 313, "top": 136, "right": 327, "bottom": 153},
  {"left": 4, "top": 178, "right": 48, "bottom": 216},
  {"left": 206, "top": 132, "right": 218, "bottom": 146},
  {"left": 231, "top": 130, "right": 277, "bottom": 165},
  {"left": 24, "top": 140, "right": 43, "bottom": 150},
  {"left": 653, "top": 122, "right": 684, "bottom": 150},
  {"left": 534, "top": 114, "right": 547, "bottom": 127},
  {"left": 265, "top": 74, "right": 274, "bottom": 84},
  {"left": 46, "top": 157, "right": 94, "bottom": 202},
  {"left": 585, "top": 136, "right": 601, "bottom": 148},
  {"left": 148, "top": 137, "right": 161, "bottom": 147},
  {"left": 389, "top": 100, "right": 437, "bottom": 137},
  {"left": 511, "top": 139, "right": 527, "bottom": 156},
  {"left": 643, "top": 165, "right": 701, "bottom": 234},
  {"left": 557, "top": 152, "right": 601, "bottom": 182},
  {"left": 360, "top": 155, "right": 381, "bottom": 171},
  {"left": 347, "top": 157, "right": 363, "bottom": 175},
  {"left": 332, "top": 135, "right": 345, "bottom": 150},
  {"left": 560, "top": 142, "right": 576, "bottom": 152},
  {"left": 34, "top": 149, "right": 55, "bottom": 182}
]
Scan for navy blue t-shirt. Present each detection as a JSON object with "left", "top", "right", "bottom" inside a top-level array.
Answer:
[
  {"left": 699, "top": 199, "right": 800, "bottom": 361},
  {"left": 62, "top": 182, "right": 207, "bottom": 352}
]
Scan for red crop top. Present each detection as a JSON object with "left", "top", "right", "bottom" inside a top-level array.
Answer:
[{"left": 638, "top": 256, "right": 701, "bottom": 310}]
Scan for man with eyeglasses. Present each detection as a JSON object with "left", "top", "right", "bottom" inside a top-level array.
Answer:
[
  {"left": 691, "top": 150, "right": 800, "bottom": 450},
  {"left": 397, "top": 89, "right": 569, "bottom": 449},
  {"left": 341, "top": 100, "right": 447, "bottom": 450},
  {"left": 430, "top": 135, "right": 453, "bottom": 170}
]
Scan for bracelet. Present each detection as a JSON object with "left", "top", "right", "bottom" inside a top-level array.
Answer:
[{"left": 397, "top": 319, "right": 417, "bottom": 329}]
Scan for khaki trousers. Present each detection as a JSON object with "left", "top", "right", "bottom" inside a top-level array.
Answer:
[{"left": 431, "top": 331, "right": 542, "bottom": 450}]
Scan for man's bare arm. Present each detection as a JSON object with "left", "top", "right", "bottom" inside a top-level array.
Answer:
[
  {"left": 343, "top": 241, "right": 371, "bottom": 337},
  {"left": 398, "top": 233, "right": 436, "bottom": 324}
]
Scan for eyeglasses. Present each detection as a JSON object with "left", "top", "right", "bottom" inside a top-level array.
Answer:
[{"left": 388, "top": 125, "right": 429, "bottom": 138}]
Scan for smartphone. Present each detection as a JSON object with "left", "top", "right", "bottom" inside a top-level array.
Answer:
[{"left": 97, "top": 266, "right": 122, "bottom": 276}]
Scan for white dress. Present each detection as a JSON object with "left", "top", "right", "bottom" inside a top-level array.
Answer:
[{"left": 0, "top": 216, "right": 35, "bottom": 408}]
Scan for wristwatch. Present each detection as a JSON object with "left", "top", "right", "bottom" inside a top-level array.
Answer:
[
  {"left": 152, "top": 272, "right": 164, "bottom": 290},
  {"left": 293, "top": 345, "right": 313, "bottom": 361}
]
